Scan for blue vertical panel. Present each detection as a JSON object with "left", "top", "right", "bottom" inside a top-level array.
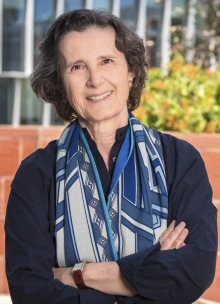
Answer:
[
  {"left": 0, "top": 79, "right": 14, "bottom": 124},
  {"left": 64, "top": 0, "right": 83, "bottom": 11},
  {"left": 120, "top": 0, "right": 138, "bottom": 32},
  {"left": 146, "top": 0, "right": 163, "bottom": 67},
  {"left": 21, "top": 0, "right": 56, "bottom": 124},
  {"left": 2, "top": 0, "right": 26, "bottom": 71},
  {"left": 34, "top": 0, "right": 56, "bottom": 65},
  {"left": 16, "top": 0, "right": 57, "bottom": 125},
  {"left": 171, "top": 0, "right": 185, "bottom": 17},
  {"left": 147, "top": 0, "right": 156, "bottom": 6},
  {"left": 93, "top": 0, "right": 112, "bottom": 10},
  {"left": 20, "top": 79, "right": 43, "bottom": 125}
]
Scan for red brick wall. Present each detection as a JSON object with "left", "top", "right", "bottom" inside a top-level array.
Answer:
[{"left": 0, "top": 127, "right": 219, "bottom": 302}]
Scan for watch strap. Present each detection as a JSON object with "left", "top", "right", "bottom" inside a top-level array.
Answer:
[{"left": 72, "top": 262, "right": 87, "bottom": 289}]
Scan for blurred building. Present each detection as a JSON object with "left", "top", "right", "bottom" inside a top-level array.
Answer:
[{"left": 0, "top": 0, "right": 187, "bottom": 126}]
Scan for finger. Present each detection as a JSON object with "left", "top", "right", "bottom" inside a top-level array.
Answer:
[
  {"left": 161, "top": 222, "right": 186, "bottom": 250},
  {"left": 170, "top": 228, "right": 189, "bottom": 249},
  {"left": 179, "top": 242, "right": 186, "bottom": 249},
  {"left": 159, "top": 220, "right": 176, "bottom": 244}
]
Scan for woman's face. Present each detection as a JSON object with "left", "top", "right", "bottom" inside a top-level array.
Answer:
[{"left": 59, "top": 26, "right": 134, "bottom": 124}]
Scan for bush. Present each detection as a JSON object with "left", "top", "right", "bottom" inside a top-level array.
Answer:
[{"left": 134, "top": 54, "right": 220, "bottom": 133}]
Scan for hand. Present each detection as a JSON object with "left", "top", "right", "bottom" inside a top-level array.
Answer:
[
  {"left": 159, "top": 220, "right": 189, "bottom": 250},
  {"left": 52, "top": 267, "right": 77, "bottom": 288},
  {"left": 83, "top": 262, "right": 137, "bottom": 297}
]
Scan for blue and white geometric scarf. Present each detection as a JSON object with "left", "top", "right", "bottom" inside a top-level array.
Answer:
[{"left": 55, "top": 112, "right": 168, "bottom": 267}]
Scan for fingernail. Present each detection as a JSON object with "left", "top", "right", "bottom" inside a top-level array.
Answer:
[{"left": 179, "top": 222, "right": 186, "bottom": 228}]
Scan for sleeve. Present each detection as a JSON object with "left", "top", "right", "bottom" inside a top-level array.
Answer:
[
  {"left": 5, "top": 153, "right": 116, "bottom": 304},
  {"left": 116, "top": 141, "right": 218, "bottom": 304}
]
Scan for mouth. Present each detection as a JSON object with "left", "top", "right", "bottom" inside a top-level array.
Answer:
[{"left": 86, "top": 91, "right": 112, "bottom": 101}]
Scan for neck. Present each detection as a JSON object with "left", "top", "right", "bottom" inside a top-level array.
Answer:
[{"left": 78, "top": 115, "right": 128, "bottom": 170}]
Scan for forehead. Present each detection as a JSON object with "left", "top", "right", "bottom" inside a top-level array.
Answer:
[{"left": 58, "top": 26, "right": 120, "bottom": 59}]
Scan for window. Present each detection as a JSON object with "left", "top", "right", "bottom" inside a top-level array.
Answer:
[
  {"left": 0, "top": 79, "right": 14, "bottom": 124},
  {"left": 120, "top": 0, "right": 138, "bottom": 32},
  {"left": 146, "top": 0, "right": 164, "bottom": 67},
  {"left": 172, "top": 0, "right": 186, "bottom": 18},
  {"left": 34, "top": 0, "right": 56, "bottom": 66},
  {"left": 51, "top": 107, "right": 64, "bottom": 125},
  {"left": 93, "top": 0, "right": 112, "bottom": 10},
  {"left": 20, "top": 79, "right": 43, "bottom": 124},
  {"left": 64, "top": 0, "right": 83, "bottom": 11},
  {"left": 2, "top": 0, "right": 26, "bottom": 71}
]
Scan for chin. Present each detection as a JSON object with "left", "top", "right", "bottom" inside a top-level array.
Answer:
[{"left": 81, "top": 106, "right": 127, "bottom": 124}]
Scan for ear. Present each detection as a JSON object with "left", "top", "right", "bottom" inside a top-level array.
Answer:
[{"left": 128, "top": 71, "right": 135, "bottom": 82}]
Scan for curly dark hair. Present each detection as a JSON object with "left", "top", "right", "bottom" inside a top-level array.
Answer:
[{"left": 30, "top": 9, "right": 148, "bottom": 122}]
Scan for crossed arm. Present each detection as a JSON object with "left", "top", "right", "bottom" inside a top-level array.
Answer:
[
  {"left": 53, "top": 220, "right": 189, "bottom": 297},
  {"left": 5, "top": 140, "right": 217, "bottom": 304}
]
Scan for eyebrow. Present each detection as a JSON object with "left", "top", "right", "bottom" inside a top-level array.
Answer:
[
  {"left": 65, "top": 60, "right": 84, "bottom": 70},
  {"left": 65, "top": 55, "right": 117, "bottom": 70}
]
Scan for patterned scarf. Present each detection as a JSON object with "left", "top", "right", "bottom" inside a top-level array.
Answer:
[{"left": 55, "top": 113, "right": 168, "bottom": 267}]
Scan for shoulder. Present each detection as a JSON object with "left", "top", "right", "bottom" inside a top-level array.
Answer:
[
  {"left": 159, "top": 131, "right": 202, "bottom": 166},
  {"left": 159, "top": 131, "right": 200, "bottom": 159},
  {"left": 8, "top": 140, "right": 57, "bottom": 218},
  {"left": 13, "top": 140, "right": 57, "bottom": 186},
  {"left": 158, "top": 131, "right": 206, "bottom": 191}
]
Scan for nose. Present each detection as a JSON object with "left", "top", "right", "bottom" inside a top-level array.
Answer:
[{"left": 86, "top": 66, "right": 104, "bottom": 88}]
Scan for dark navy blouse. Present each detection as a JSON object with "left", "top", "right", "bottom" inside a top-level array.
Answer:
[{"left": 5, "top": 131, "right": 218, "bottom": 304}]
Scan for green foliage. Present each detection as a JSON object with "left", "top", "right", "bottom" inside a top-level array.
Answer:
[{"left": 134, "top": 54, "right": 220, "bottom": 133}]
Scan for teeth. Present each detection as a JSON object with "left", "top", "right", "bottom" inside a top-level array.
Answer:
[{"left": 87, "top": 91, "right": 111, "bottom": 101}]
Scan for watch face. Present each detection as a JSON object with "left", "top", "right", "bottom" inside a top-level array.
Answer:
[{"left": 73, "top": 263, "right": 83, "bottom": 271}]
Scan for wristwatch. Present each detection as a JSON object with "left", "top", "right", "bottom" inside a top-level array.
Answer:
[{"left": 72, "top": 261, "right": 87, "bottom": 289}]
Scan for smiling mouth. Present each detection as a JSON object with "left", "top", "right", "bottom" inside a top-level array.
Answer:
[{"left": 87, "top": 91, "right": 112, "bottom": 101}]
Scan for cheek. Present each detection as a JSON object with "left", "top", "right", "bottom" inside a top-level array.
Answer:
[
  {"left": 69, "top": 92, "right": 86, "bottom": 115},
  {"left": 116, "top": 77, "right": 130, "bottom": 99},
  {"left": 63, "top": 75, "right": 79, "bottom": 93},
  {"left": 116, "top": 70, "right": 130, "bottom": 88},
  {"left": 65, "top": 81, "right": 81, "bottom": 102},
  {"left": 61, "top": 77, "right": 86, "bottom": 114}
]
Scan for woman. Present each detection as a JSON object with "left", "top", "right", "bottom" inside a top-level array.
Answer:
[{"left": 5, "top": 9, "right": 217, "bottom": 304}]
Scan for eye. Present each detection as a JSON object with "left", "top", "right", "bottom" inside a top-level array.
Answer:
[
  {"left": 71, "top": 64, "right": 84, "bottom": 71},
  {"left": 101, "top": 58, "right": 113, "bottom": 65}
]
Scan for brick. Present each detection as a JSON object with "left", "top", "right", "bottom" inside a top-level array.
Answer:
[
  {"left": 218, "top": 207, "right": 220, "bottom": 251},
  {"left": 3, "top": 271, "right": 9, "bottom": 294},
  {"left": 0, "top": 255, "right": 9, "bottom": 294},
  {"left": 0, "top": 255, "right": 5, "bottom": 293},
  {"left": 37, "top": 127, "right": 64, "bottom": 149},
  {"left": 38, "top": 139, "right": 54, "bottom": 149},
  {"left": 22, "top": 138, "right": 37, "bottom": 160},
  {"left": 201, "top": 152, "right": 220, "bottom": 199},
  {"left": 168, "top": 132, "right": 220, "bottom": 149},
  {"left": 0, "top": 219, "right": 4, "bottom": 255},
  {"left": 38, "top": 126, "right": 64, "bottom": 138},
  {"left": 4, "top": 179, "right": 12, "bottom": 205},
  {"left": 0, "top": 179, "right": 11, "bottom": 216},
  {"left": 0, "top": 178, "right": 4, "bottom": 216},
  {"left": 0, "top": 126, "right": 38, "bottom": 138},
  {"left": 201, "top": 255, "right": 220, "bottom": 302},
  {"left": 0, "top": 140, "right": 19, "bottom": 176},
  {"left": 0, "top": 179, "right": 13, "bottom": 217}
]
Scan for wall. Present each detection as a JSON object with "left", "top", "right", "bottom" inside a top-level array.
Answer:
[{"left": 0, "top": 126, "right": 219, "bottom": 302}]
